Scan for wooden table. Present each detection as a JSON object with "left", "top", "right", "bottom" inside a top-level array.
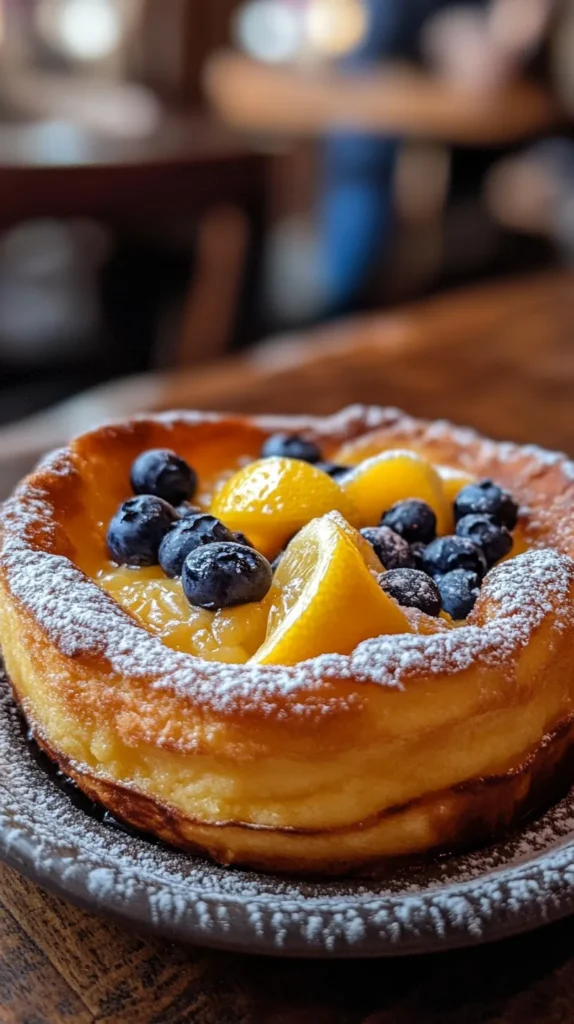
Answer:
[
  {"left": 2, "top": 270, "right": 574, "bottom": 1022},
  {"left": 1, "top": 269, "right": 573, "bottom": 496},
  {"left": 206, "top": 50, "right": 562, "bottom": 145}
]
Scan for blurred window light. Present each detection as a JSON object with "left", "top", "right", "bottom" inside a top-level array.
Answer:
[
  {"left": 60, "top": 0, "right": 121, "bottom": 60},
  {"left": 306, "top": 0, "right": 368, "bottom": 58},
  {"left": 234, "top": 1, "right": 305, "bottom": 64},
  {"left": 37, "top": 0, "right": 123, "bottom": 62}
]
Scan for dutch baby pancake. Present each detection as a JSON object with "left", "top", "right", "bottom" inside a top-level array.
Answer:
[{"left": 1, "top": 405, "right": 574, "bottom": 876}]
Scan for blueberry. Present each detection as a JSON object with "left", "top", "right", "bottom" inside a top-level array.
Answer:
[
  {"left": 437, "top": 569, "right": 481, "bottom": 620},
  {"left": 378, "top": 568, "right": 442, "bottom": 617},
  {"left": 422, "top": 536, "right": 487, "bottom": 579},
  {"left": 130, "top": 449, "right": 197, "bottom": 506},
  {"left": 381, "top": 500, "right": 437, "bottom": 545},
  {"left": 107, "top": 495, "right": 177, "bottom": 567},
  {"left": 261, "top": 432, "right": 322, "bottom": 464},
  {"left": 316, "top": 461, "right": 350, "bottom": 482},
  {"left": 232, "top": 531, "right": 254, "bottom": 548},
  {"left": 182, "top": 542, "right": 273, "bottom": 610},
  {"left": 158, "top": 514, "right": 235, "bottom": 578},
  {"left": 177, "top": 501, "right": 202, "bottom": 518},
  {"left": 361, "top": 526, "right": 415, "bottom": 570},
  {"left": 455, "top": 514, "right": 512, "bottom": 567},
  {"left": 454, "top": 479, "right": 518, "bottom": 530}
]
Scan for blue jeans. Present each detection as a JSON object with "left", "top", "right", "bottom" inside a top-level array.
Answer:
[{"left": 320, "top": 0, "right": 484, "bottom": 314}]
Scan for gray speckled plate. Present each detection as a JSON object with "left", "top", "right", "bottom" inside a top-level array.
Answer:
[{"left": 2, "top": 673, "right": 574, "bottom": 958}]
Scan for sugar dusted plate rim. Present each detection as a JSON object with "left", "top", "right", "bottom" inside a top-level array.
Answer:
[{"left": 1, "top": 671, "right": 574, "bottom": 957}]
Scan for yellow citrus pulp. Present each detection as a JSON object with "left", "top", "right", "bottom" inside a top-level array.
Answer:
[
  {"left": 98, "top": 566, "right": 270, "bottom": 663},
  {"left": 210, "top": 456, "right": 359, "bottom": 558},
  {"left": 95, "top": 445, "right": 525, "bottom": 666}
]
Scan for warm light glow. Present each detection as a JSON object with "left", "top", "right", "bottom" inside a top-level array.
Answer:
[
  {"left": 306, "top": 0, "right": 368, "bottom": 57},
  {"left": 38, "top": 0, "right": 123, "bottom": 61},
  {"left": 234, "top": 0, "right": 305, "bottom": 64}
]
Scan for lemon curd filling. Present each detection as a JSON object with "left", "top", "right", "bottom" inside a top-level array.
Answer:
[
  {"left": 97, "top": 566, "right": 271, "bottom": 663},
  {"left": 94, "top": 446, "right": 529, "bottom": 667}
]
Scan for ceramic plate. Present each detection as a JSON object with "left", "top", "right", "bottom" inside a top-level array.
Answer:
[{"left": 1, "top": 671, "right": 574, "bottom": 958}]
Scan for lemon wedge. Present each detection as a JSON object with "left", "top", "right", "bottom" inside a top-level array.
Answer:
[
  {"left": 336, "top": 514, "right": 384, "bottom": 573},
  {"left": 211, "top": 456, "right": 359, "bottom": 558},
  {"left": 341, "top": 450, "right": 452, "bottom": 534},
  {"left": 251, "top": 512, "right": 411, "bottom": 666}
]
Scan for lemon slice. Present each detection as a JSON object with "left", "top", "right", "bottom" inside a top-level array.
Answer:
[
  {"left": 436, "top": 465, "right": 475, "bottom": 504},
  {"left": 211, "top": 456, "right": 359, "bottom": 558},
  {"left": 341, "top": 450, "right": 452, "bottom": 534},
  {"left": 251, "top": 512, "right": 411, "bottom": 666}
]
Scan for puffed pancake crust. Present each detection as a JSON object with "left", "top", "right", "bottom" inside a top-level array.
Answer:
[{"left": 2, "top": 406, "right": 574, "bottom": 877}]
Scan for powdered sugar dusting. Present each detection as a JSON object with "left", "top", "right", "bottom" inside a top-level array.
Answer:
[
  {"left": 352, "top": 546, "right": 573, "bottom": 684},
  {"left": 2, "top": 523, "right": 573, "bottom": 718}
]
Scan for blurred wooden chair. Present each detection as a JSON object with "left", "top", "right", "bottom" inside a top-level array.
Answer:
[
  {"left": 0, "top": 112, "right": 270, "bottom": 369},
  {"left": 173, "top": 204, "right": 250, "bottom": 368},
  {"left": 1, "top": 269, "right": 573, "bottom": 496}
]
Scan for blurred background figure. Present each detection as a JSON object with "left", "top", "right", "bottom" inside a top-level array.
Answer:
[
  {"left": 232, "top": 0, "right": 566, "bottom": 324},
  {"left": 328, "top": 0, "right": 560, "bottom": 315},
  {"left": 0, "top": 0, "right": 572, "bottom": 444},
  {"left": 319, "top": 0, "right": 457, "bottom": 317}
]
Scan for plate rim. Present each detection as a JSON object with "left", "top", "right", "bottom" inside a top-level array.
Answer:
[
  {"left": 2, "top": 816, "right": 574, "bottom": 959},
  {"left": 2, "top": 673, "right": 574, "bottom": 958},
  {"left": 2, "top": 833, "right": 573, "bottom": 959}
]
